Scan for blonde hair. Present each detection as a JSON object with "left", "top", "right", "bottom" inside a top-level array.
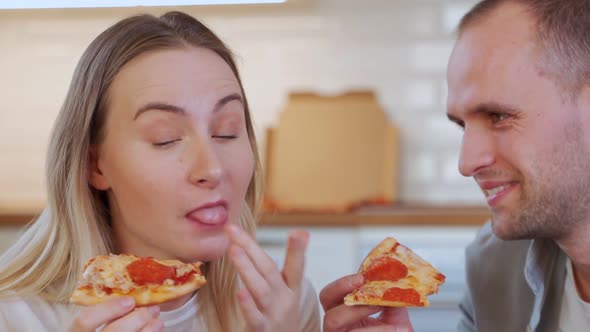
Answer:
[{"left": 0, "top": 11, "right": 262, "bottom": 331}]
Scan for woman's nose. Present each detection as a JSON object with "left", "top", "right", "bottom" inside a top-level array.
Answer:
[{"left": 188, "top": 139, "right": 223, "bottom": 189}]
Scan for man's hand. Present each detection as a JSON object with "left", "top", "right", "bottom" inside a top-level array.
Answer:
[{"left": 320, "top": 274, "right": 413, "bottom": 332}]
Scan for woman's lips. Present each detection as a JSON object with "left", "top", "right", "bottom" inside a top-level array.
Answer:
[{"left": 186, "top": 204, "right": 228, "bottom": 226}]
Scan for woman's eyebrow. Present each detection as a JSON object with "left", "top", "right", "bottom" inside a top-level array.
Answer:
[
  {"left": 134, "top": 102, "right": 186, "bottom": 120},
  {"left": 134, "top": 93, "right": 243, "bottom": 120}
]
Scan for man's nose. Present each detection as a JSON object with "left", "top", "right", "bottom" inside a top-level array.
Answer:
[{"left": 458, "top": 127, "right": 495, "bottom": 177}]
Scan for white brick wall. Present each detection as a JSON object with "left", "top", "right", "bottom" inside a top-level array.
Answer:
[{"left": 0, "top": 0, "right": 484, "bottom": 208}]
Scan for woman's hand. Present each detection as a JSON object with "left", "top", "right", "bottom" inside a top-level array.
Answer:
[
  {"left": 69, "top": 297, "right": 163, "bottom": 332},
  {"left": 226, "top": 224, "right": 309, "bottom": 332},
  {"left": 320, "top": 274, "right": 414, "bottom": 332}
]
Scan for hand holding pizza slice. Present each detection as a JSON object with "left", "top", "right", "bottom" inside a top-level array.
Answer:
[
  {"left": 70, "top": 254, "right": 206, "bottom": 307},
  {"left": 345, "top": 237, "right": 445, "bottom": 307}
]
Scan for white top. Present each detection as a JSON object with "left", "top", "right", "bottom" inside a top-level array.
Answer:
[
  {"left": 558, "top": 258, "right": 590, "bottom": 331},
  {"left": 0, "top": 278, "right": 320, "bottom": 332}
]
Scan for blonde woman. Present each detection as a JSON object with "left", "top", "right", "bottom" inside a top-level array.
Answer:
[{"left": 0, "top": 11, "right": 320, "bottom": 332}]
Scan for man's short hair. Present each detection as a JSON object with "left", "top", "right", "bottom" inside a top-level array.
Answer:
[{"left": 458, "top": 0, "right": 590, "bottom": 96}]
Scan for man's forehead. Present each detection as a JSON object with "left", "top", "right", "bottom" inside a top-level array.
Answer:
[
  {"left": 456, "top": 2, "right": 537, "bottom": 57},
  {"left": 460, "top": 1, "right": 535, "bottom": 37},
  {"left": 447, "top": 9, "right": 540, "bottom": 111}
]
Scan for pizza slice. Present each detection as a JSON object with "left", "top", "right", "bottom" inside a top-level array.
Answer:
[
  {"left": 70, "top": 254, "right": 206, "bottom": 307},
  {"left": 344, "top": 237, "right": 445, "bottom": 307}
]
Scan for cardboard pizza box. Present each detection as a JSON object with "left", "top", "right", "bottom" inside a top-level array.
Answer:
[{"left": 263, "top": 90, "right": 399, "bottom": 213}]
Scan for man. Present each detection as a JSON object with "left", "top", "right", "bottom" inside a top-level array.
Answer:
[{"left": 320, "top": 0, "right": 590, "bottom": 331}]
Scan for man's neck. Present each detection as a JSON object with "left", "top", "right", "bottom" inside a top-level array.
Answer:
[{"left": 557, "top": 223, "right": 590, "bottom": 302}]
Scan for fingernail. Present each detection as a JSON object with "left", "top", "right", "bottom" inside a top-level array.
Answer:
[
  {"left": 355, "top": 274, "right": 365, "bottom": 285},
  {"left": 290, "top": 230, "right": 309, "bottom": 246},
  {"left": 228, "top": 224, "right": 241, "bottom": 236},
  {"left": 148, "top": 305, "right": 160, "bottom": 316},
  {"left": 120, "top": 297, "right": 134, "bottom": 308},
  {"left": 298, "top": 231, "right": 310, "bottom": 245}
]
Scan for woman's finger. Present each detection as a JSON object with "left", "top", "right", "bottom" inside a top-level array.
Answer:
[
  {"left": 237, "top": 288, "right": 265, "bottom": 331},
  {"left": 225, "top": 225, "right": 284, "bottom": 287},
  {"left": 228, "top": 244, "right": 273, "bottom": 310},
  {"left": 70, "top": 297, "right": 135, "bottom": 332},
  {"left": 138, "top": 318, "right": 164, "bottom": 332},
  {"left": 104, "top": 306, "right": 160, "bottom": 332},
  {"left": 281, "top": 230, "right": 309, "bottom": 290}
]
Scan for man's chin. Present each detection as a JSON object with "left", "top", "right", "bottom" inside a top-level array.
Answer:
[{"left": 490, "top": 215, "right": 531, "bottom": 240}]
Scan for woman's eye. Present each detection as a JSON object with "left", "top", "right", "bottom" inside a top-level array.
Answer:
[
  {"left": 212, "top": 135, "right": 238, "bottom": 139},
  {"left": 153, "top": 139, "right": 181, "bottom": 147}
]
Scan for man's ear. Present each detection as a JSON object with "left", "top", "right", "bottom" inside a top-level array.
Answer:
[{"left": 88, "top": 146, "right": 110, "bottom": 190}]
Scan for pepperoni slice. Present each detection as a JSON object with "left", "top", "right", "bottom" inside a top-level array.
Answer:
[
  {"left": 126, "top": 258, "right": 175, "bottom": 285},
  {"left": 101, "top": 286, "right": 114, "bottom": 295},
  {"left": 435, "top": 273, "right": 446, "bottom": 282},
  {"left": 173, "top": 270, "right": 197, "bottom": 285},
  {"left": 383, "top": 287, "right": 421, "bottom": 305},
  {"left": 364, "top": 257, "right": 408, "bottom": 282},
  {"left": 390, "top": 243, "right": 400, "bottom": 253}
]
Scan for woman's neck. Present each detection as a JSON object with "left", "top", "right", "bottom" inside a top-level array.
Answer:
[{"left": 159, "top": 292, "right": 196, "bottom": 311}]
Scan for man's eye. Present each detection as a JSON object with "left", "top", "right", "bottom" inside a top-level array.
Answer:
[
  {"left": 153, "top": 139, "right": 180, "bottom": 147},
  {"left": 491, "top": 112, "right": 509, "bottom": 123},
  {"left": 213, "top": 135, "right": 238, "bottom": 139}
]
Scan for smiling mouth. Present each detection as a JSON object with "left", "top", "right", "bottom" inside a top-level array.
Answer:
[{"left": 484, "top": 184, "right": 511, "bottom": 197}]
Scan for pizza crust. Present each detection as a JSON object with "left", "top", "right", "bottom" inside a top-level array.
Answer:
[
  {"left": 70, "top": 273, "right": 206, "bottom": 306},
  {"left": 344, "top": 294, "right": 428, "bottom": 307}
]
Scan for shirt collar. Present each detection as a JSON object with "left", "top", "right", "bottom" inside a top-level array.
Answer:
[{"left": 524, "top": 238, "right": 565, "bottom": 330}]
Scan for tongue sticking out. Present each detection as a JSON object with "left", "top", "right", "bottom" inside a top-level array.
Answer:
[{"left": 188, "top": 206, "right": 228, "bottom": 225}]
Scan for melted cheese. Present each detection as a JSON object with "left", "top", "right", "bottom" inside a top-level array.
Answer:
[
  {"left": 348, "top": 237, "right": 445, "bottom": 306},
  {"left": 79, "top": 254, "right": 201, "bottom": 295},
  {"left": 175, "top": 264, "right": 194, "bottom": 277},
  {"left": 80, "top": 254, "right": 137, "bottom": 293}
]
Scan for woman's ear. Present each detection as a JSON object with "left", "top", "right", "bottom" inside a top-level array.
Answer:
[{"left": 88, "top": 146, "right": 110, "bottom": 190}]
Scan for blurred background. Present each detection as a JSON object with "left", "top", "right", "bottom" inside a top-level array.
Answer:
[{"left": 0, "top": 0, "right": 485, "bottom": 331}]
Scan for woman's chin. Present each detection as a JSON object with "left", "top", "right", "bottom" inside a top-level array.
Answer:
[{"left": 178, "top": 237, "right": 230, "bottom": 263}]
